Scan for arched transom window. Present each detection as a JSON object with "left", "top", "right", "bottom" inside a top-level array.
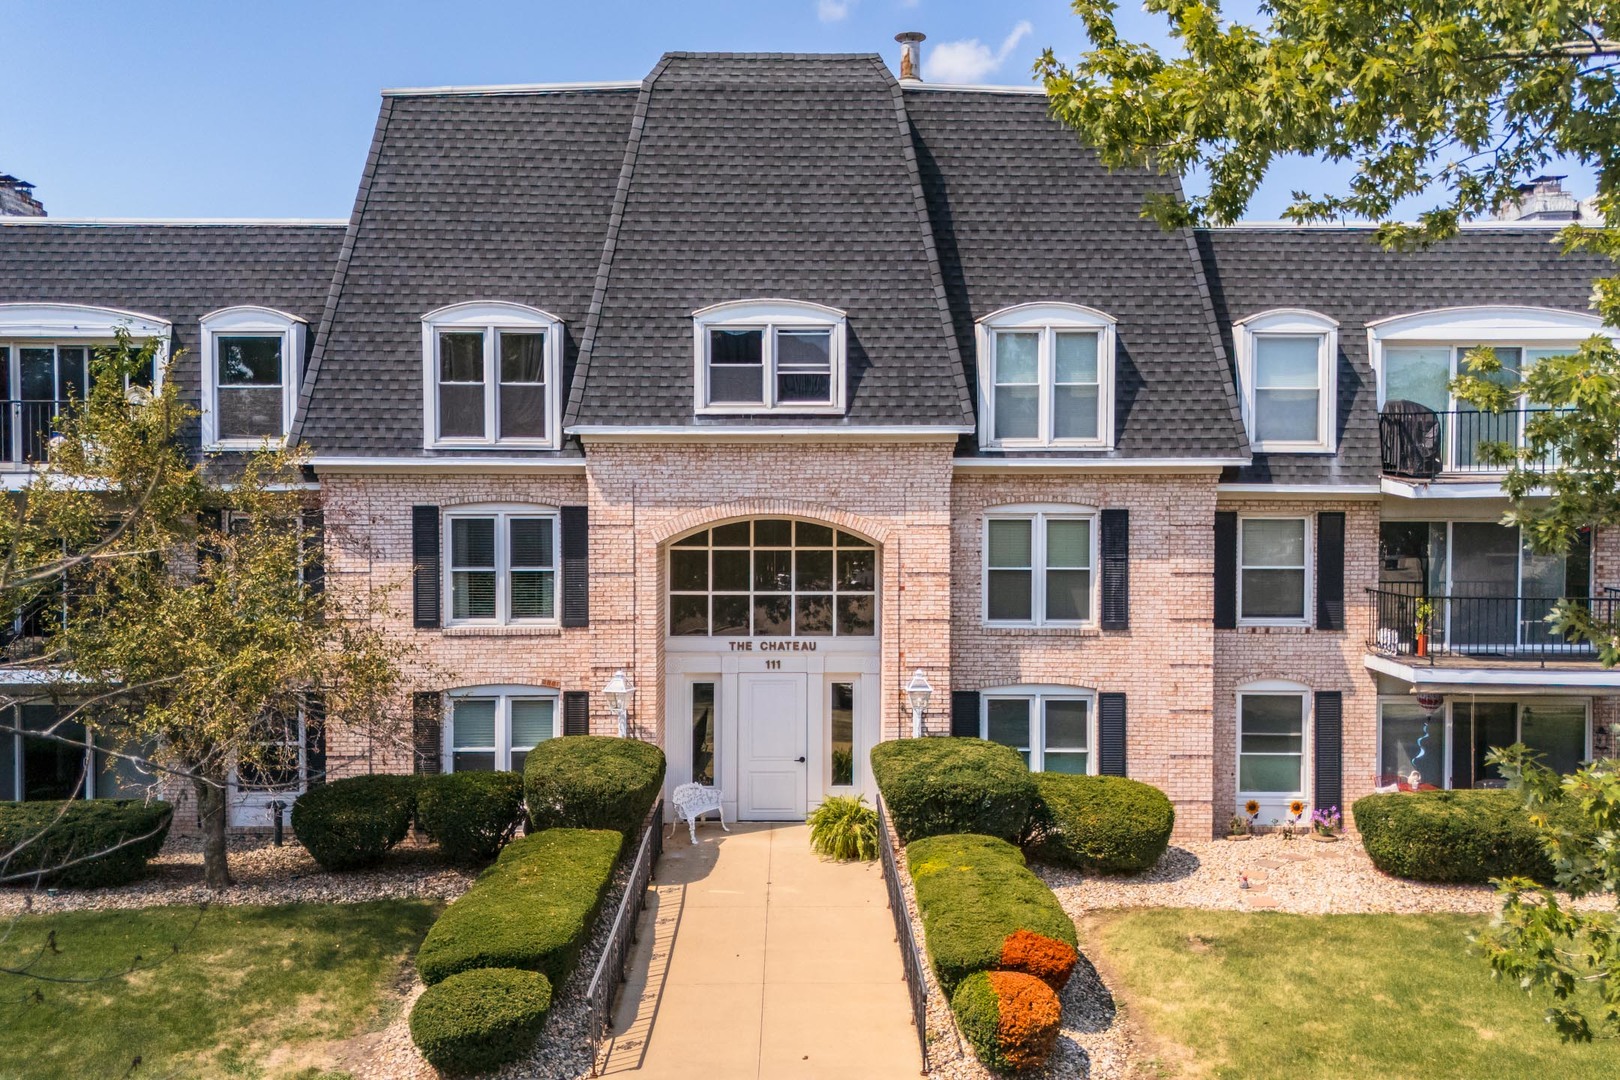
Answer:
[{"left": 668, "top": 518, "right": 876, "bottom": 638}]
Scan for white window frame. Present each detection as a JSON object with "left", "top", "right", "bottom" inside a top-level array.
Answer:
[
  {"left": 443, "top": 686, "right": 560, "bottom": 773},
  {"left": 692, "top": 299, "right": 847, "bottom": 416},
  {"left": 199, "top": 306, "right": 305, "bottom": 449},
  {"left": 981, "top": 504, "right": 1099, "bottom": 628},
  {"left": 442, "top": 504, "right": 560, "bottom": 627},
  {"left": 1237, "top": 514, "right": 1312, "bottom": 627},
  {"left": 1235, "top": 682, "right": 1310, "bottom": 815},
  {"left": 421, "top": 301, "right": 564, "bottom": 450},
  {"left": 976, "top": 302, "right": 1117, "bottom": 450},
  {"left": 980, "top": 685, "right": 1098, "bottom": 774},
  {"left": 1234, "top": 308, "right": 1338, "bottom": 454}
]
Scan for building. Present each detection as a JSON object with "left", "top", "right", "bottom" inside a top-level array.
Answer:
[
  {"left": 2, "top": 49, "right": 1616, "bottom": 840},
  {"left": 0, "top": 174, "right": 46, "bottom": 218}
]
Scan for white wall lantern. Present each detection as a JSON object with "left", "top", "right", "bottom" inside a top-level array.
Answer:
[
  {"left": 604, "top": 669, "right": 636, "bottom": 739},
  {"left": 905, "top": 669, "right": 934, "bottom": 739}
]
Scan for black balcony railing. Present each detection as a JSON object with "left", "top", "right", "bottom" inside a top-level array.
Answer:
[
  {"left": 1, "top": 400, "right": 68, "bottom": 464},
  {"left": 1379, "top": 403, "right": 1558, "bottom": 479},
  {"left": 1366, "top": 586, "right": 1616, "bottom": 665}
]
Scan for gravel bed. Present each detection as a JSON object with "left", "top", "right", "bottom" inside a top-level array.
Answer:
[
  {"left": 0, "top": 832, "right": 474, "bottom": 916},
  {"left": 343, "top": 850, "right": 639, "bottom": 1080},
  {"left": 1041, "top": 833, "right": 1614, "bottom": 917}
]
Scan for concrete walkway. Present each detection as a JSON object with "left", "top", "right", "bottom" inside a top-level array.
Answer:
[{"left": 600, "top": 822, "right": 921, "bottom": 1080}]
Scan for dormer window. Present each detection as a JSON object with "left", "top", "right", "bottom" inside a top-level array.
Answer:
[
  {"left": 200, "top": 307, "right": 305, "bottom": 448},
  {"left": 976, "top": 303, "right": 1116, "bottom": 449},
  {"left": 422, "top": 302, "right": 564, "bottom": 450},
  {"left": 1234, "top": 309, "right": 1338, "bottom": 454},
  {"left": 693, "top": 300, "right": 847, "bottom": 415}
]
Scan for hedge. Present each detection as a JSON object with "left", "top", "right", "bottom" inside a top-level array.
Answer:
[
  {"left": 416, "top": 827, "right": 623, "bottom": 987},
  {"left": 951, "top": 970, "right": 1063, "bottom": 1073},
  {"left": 417, "top": 771, "right": 525, "bottom": 865},
  {"left": 1353, "top": 789, "right": 1582, "bottom": 884},
  {"left": 290, "top": 774, "right": 418, "bottom": 871},
  {"left": 1026, "top": 774, "right": 1175, "bottom": 874},
  {"left": 524, "top": 736, "right": 665, "bottom": 837},
  {"left": 409, "top": 967, "right": 552, "bottom": 1074},
  {"left": 871, "top": 738, "right": 1036, "bottom": 844},
  {"left": 0, "top": 799, "right": 172, "bottom": 888},
  {"left": 907, "top": 833, "right": 1078, "bottom": 996}
]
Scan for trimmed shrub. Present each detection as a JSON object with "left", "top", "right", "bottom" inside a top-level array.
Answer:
[
  {"left": 524, "top": 736, "right": 665, "bottom": 837},
  {"left": 291, "top": 774, "right": 417, "bottom": 871},
  {"left": 870, "top": 738, "right": 1036, "bottom": 844},
  {"left": 0, "top": 799, "right": 172, "bottom": 888},
  {"left": 1353, "top": 789, "right": 1582, "bottom": 884},
  {"left": 951, "top": 970, "right": 1062, "bottom": 1073},
  {"left": 416, "top": 827, "right": 623, "bottom": 987},
  {"left": 417, "top": 771, "right": 525, "bottom": 865},
  {"left": 1027, "top": 773, "right": 1175, "bottom": 874},
  {"left": 907, "top": 833, "right": 1078, "bottom": 995},
  {"left": 409, "top": 967, "right": 552, "bottom": 1074},
  {"left": 998, "top": 928, "right": 1079, "bottom": 992},
  {"left": 808, "top": 795, "right": 878, "bottom": 861}
]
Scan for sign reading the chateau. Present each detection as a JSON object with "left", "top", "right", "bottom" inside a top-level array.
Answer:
[{"left": 727, "top": 640, "right": 818, "bottom": 652}]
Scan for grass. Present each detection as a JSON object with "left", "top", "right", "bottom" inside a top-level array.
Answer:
[
  {"left": 0, "top": 900, "right": 438, "bottom": 1080},
  {"left": 1088, "top": 908, "right": 1620, "bottom": 1080}
]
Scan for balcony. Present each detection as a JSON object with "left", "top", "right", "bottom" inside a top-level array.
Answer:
[
  {"left": 0, "top": 399, "right": 66, "bottom": 465},
  {"left": 1379, "top": 404, "right": 1556, "bottom": 480},
  {"left": 1366, "top": 586, "right": 1616, "bottom": 667}
]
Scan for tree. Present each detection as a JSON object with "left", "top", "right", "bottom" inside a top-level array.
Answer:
[
  {"left": 1, "top": 335, "right": 414, "bottom": 890},
  {"left": 1040, "top": 5, "right": 1620, "bottom": 659},
  {"left": 1038, "top": 0, "right": 1620, "bottom": 1038}
]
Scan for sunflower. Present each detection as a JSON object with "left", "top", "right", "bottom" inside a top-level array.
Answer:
[
  {"left": 1289, "top": 800, "right": 1306, "bottom": 817},
  {"left": 1244, "top": 800, "right": 1260, "bottom": 816}
]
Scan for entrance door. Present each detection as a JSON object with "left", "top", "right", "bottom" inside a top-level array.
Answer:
[{"left": 738, "top": 672, "right": 808, "bottom": 820}]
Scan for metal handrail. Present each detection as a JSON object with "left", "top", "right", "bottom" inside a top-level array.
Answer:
[
  {"left": 586, "top": 795, "right": 663, "bottom": 1076},
  {"left": 877, "top": 792, "right": 933, "bottom": 1074},
  {"left": 1365, "top": 586, "right": 1614, "bottom": 666},
  {"left": 1, "top": 399, "right": 69, "bottom": 464},
  {"left": 1379, "top": 406, "right": 1561, "bottom": 479}
]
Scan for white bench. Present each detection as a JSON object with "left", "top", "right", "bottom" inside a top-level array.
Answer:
[{"left": 671, "top": 782, "right": 728, "bottom": 843}]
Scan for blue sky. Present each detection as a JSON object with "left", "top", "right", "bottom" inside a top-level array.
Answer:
[{"left": 0, "top": 0, "right": 1593, "bottom": 220}]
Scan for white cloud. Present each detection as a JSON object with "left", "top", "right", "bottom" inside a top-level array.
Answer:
[
  {"left": 817, "top": 0, "right": 853, "bottom": 22},
  {"left": 922, "top": 20, "right": 1034, "bottom": 84}
]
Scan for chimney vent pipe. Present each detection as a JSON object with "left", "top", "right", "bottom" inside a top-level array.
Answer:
[{"left": 895, "top": 31, "right": 925, "bottom": 83}]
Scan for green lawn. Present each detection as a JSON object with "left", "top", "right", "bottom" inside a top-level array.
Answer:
[
  {"left": 1088, "top": 909, "right": 1620, "bottom": 1080},
  {"left": 0, "top": 900, "right": 439, "bottom": 1080}
]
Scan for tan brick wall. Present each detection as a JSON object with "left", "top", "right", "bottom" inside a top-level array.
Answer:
[
  {"left": 1213, "top": 498, "right": 1381, "bottom": 835},
  {"left": 950, "top": 472, "right": 1221, "bottom": 841}
]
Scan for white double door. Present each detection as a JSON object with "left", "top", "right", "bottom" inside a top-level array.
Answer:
[{"left": 737, "top": 672, "right": 808, "bottom": 820}]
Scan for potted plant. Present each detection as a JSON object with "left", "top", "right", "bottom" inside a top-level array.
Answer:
[
  {"left": 1226, "top": 814, "right": 1251, "bottom": 841},
  {"left": 1280, "top": 800, "right": 1306, "bottom": 841},
  {"left": 1310, "top": 805, "right": 1342, "bottom": 842},
  {"left": 1413, "top": 597, "right": 1435, "bottom": 658}
]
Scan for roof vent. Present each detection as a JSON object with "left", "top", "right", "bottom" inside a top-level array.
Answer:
[
  {"left": 895, "top": 31, "right": 925, "bottom": 83},
  {"left": 0, "top": 173, "right": 45, "bottom": 218}
]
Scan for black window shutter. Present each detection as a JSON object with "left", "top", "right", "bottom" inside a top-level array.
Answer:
[
  {"left": 411, "top": 506, "right": 441, "bottom": 629},
  {"left": 950, "top": 690, "right": 980, "bottom": 738},
  {"left": 1100, "top": 509, "right": 1130, "bottom": 630},
  {"left": 1313, "top": 691, "right": 1344, "bottom": 813},
  {"left": 563, "top": 690, "right": 591, "bottom": 736},
  {"left": 303, "top": 692, "right": 326, "bottom": 787},
  {"left": 1214, "top": 511, "right": 1238, "bottom": 629},
  {"left": 197, "top": 508, "right": 224, "bottom": 563},
  {"left": 561, "top": 506, "right": 589, "bottom": 628},
  {"left": 1098, "top": 692, "right": 1127, "bottom": 776},
  {"left": 1315, "top": 511, "right": 1345, "bottom": 631},
  {"left": 302, "top": 509, "right": 325, "bottom": 598},
  {"left": 412, "top": 691, "right": 442, "bottom": 774}
]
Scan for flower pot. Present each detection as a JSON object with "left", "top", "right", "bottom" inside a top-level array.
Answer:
[
  {"left": 1415, "top": 633, "right": 1428, "bottom": 658},
  {"left": 1226, "top": 834, "right": 1251, "bottom": 842},
  {"left": 1311, "top": 833, "right": 1340, "bottom": 843}
]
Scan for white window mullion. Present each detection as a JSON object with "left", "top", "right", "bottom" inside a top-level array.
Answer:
[
  {"left": 497, "top": 698, "right": 511, "bottom": 772},
  {"left": 483, "top": 326, "right": 498, "bottom": 447},
  {"left": 1032, "top": 514, "right": 1047, "bottom": 628}
]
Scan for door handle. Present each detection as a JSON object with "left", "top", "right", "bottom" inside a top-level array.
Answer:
[{"left": 794, "top": 756, "right": 807, "bottom": 763}]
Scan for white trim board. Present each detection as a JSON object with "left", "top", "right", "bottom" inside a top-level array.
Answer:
[{"left": 1364, "top": 652, "right": 1620, "bottom": 691}]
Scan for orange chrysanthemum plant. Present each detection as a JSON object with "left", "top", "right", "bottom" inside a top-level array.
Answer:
[
  {"left": 998, "top": 928, "right": 1080, "bottom": 991},
  {"left": 952, "top": 969, "right": 1063, "bottom": 1072}
]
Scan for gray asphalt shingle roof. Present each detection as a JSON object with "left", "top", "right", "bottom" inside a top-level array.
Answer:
[
  {"left": 1196, "top": 226, "right": 1610, "bottom": 485},
  {"left": 0, "top": 220, "right": 342, "bottom": 446},
  {"left": 904, "top": 87, "right": 1247, "bottom": 459}
]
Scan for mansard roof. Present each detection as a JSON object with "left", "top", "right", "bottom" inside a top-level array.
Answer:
[
  {"left": 0, "top": 220, "right": 342, "bottom": 440},
  {"left": 1196, "top": 225, "right": 1611, "bottom": 485}
]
